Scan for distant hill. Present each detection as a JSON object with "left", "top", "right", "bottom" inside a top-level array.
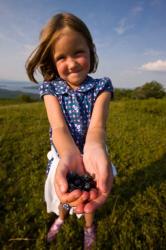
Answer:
[{"left": 0, "top": 88, "right": 40, "bottom": 99}]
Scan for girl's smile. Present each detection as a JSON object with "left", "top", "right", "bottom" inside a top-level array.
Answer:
[{"left": 53, "top": 27, "right": 90, "bottom": 89}]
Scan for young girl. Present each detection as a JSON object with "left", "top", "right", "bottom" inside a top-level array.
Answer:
[{"left": 26, "top": 12, "right": 116, "bottom": 249}]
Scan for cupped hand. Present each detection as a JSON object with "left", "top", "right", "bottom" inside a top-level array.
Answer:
[
  {"left": 54, "top": 153, "right": 90, "bottom": 211},
  {"left": 80, "top": 145, "right": 113, "bottom": 213}
]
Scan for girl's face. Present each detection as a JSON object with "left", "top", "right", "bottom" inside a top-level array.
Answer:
[{"left": 53, "top": 27, "right": 90, "bottom": 89}]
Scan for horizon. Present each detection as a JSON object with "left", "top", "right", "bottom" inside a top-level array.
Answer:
[
  {"left": 0, "top": 78, "right": 165, "bottom": 93},
  {"left": 0, "top": 0, "right": 166, "bottom": 89}
]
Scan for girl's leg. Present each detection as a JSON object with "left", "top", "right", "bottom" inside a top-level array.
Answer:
[
  {"left": 47, "top": 203, "right": 69, "bottom": 242},
  {"left": 84, "top": 213, "right": 96, "bottom": 249},
  {"left": 59, "top": 202, "right": 70, "bottom": 220},
  {"left": 84, "top": 212, "right": 94, "bottom": 228}
]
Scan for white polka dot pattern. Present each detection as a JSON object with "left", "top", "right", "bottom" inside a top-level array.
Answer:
[{"left": 39, "top": 76, "right": 113, "bottom": 153}]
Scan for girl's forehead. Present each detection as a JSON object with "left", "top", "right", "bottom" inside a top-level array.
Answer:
[
  {"left": 56, "top": 27, "right": 83, "bottom": 39},
  {"left": 53, "top": 27, "right": 88, "bottom": 48}
]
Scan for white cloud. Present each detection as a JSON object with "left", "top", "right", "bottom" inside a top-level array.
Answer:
[
  {"left": 144, "top": 49, "right": 163, "bottom": 56},
  {"left": 22, "top": 44, "right": 36, "bottom": 57},
  {"left": 141, "top": 60, "right": 166, "bottom": 72},
  {"left": 115, "top": 18, "right": 134, "bottom": 35},
  {"left": 131, "top": 5, "right": 143, "bottom": 15},
  {"left": 115, "top": 3, "right": 143, "bottom": 35},
  {"left": 11, "top": 24, "right": 26, "bottom": 39}
]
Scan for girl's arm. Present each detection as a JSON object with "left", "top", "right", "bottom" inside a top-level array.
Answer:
[
  {"left": 80, "top": 91, "right": 113, "bottom": 213},
  {"left": 43, "top": 95, "right": 88, "bottom": 207},
  {"left": 43, "top": 95, "right": 80, "bottom": 158},
  {"left": 84, "top": 91, "right": 111, "bottom": 149}
]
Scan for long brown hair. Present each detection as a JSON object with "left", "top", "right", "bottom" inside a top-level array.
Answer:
[{"left": 25, "top": 12, "right": 98, "bottom": 83}]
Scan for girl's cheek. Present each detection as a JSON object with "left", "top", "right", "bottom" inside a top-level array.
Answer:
[
  {"left": 56, "top": 62, "right": 66, "bottom": 75},
  {"left": 78, "top": 57, "right": 90, "bottom": 70}
]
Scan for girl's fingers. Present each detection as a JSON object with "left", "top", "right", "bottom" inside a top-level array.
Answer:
[
  {"left": 74, "top": 203, "right": 84, "bottom": 214},
  {"left": 84, "top": 192, "right": 108, "bottom": 213},
  {"left": 69, "top": 191, "right": 89, "bottom": 207},
  {"left": 55, "top": 179, "right": 81, "bottom": 204},
  {"left": 55, "top": 163, "right": 68, "bottom": 193},
  {"left": 89, "top": 188, "right": 98, "bottom": 201},
  {"left": 61, "top": 189, "right": 82, "bottom": 204}
]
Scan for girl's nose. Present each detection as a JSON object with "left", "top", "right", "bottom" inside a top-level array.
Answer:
[{"left": 67, "top": 57, "right": 77, "bottom": 70}]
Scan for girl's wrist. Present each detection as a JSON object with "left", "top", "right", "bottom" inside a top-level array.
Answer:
[
  {"left": 83, "top": 142, "right": 106, "bottom": 153},
  {"left": 60, "top": 149, "right": 81, "bottom": 161}
]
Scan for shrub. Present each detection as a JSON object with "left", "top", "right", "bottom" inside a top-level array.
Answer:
[
  {"left": 17, "top": 94, "right": 36, "bottom": 103},
  {"left": 133, "top": 81, "right": 165, "bottom": 99}
]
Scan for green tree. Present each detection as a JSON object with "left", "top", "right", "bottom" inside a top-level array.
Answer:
[
  {"left": 133, "top": 81, "right": 165, "bottom": 99},
  {"left": 17, "top": 94, "right": 34, "bottom": 103},
  {"left": 114, "top": 88, "right": 133, "bottom": 100}
]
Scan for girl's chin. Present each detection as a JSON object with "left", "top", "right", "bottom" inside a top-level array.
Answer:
[
  {"left": 66, "top": 77, "right": 85, "bottom": 88},
  {"left": 67, "top": 82, "right": 81, "bottom": 89},
  {"left": 68, "top": 74, "right": 87, "bottom": 83}
]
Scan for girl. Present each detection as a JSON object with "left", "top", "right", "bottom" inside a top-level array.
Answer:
[{"left": 26, "top": 12, "right": 116, "bottom": 249}]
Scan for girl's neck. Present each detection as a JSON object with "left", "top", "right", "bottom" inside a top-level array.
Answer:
[{"left": 63, "top": 75, "right": 89, "bottom": 90}]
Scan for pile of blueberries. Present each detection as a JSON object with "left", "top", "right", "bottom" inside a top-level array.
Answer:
[{"left": 67, "top": 172, "right": 96, "bottom": 192}]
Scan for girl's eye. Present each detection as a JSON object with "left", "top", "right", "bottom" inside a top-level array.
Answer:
[
  {"left": 75, "top": 50, "right": 84, "bottom": 55},
  {"left": 56, "top": 56, "right": 65, "bottom": 62}
]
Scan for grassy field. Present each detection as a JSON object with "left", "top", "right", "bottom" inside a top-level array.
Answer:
[{"left": 0, "top": 98, "right": 166, "bottom": 250}]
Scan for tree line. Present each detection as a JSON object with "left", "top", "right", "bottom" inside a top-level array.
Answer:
[{"left": 114, "top": 81, "right": 166, "bottom": 100}]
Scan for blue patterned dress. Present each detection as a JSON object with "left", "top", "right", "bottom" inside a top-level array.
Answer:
[{"left": 39, "top": 75, "right": 114, "bottom": 174}]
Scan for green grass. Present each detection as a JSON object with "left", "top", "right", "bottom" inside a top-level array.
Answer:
[{"left": 0, "top": 99, "right": 166, "bottom": 249}]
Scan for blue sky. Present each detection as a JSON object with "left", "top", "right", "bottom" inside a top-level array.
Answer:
[{"left": 0, "top": 0, "right": 166, "bottom": 89}]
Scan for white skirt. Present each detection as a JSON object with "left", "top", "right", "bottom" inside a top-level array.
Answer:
[{"left": 44, "top": 146, "right": 117, "bottom": 217}]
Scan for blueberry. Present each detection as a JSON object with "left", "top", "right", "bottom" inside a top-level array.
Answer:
[
  {"left": 67, "top": 171, "right": 96, "bottom": 192},
  {"left": 68, "top": 183, "right": 76, "bottom": 192},
  {"left": 83, "top": 174, "right": 91, "bottom": 181},
  {"left": 74, "top": 178, "right": 82, "bottom": 187},
  {"left": 84, "top": 182, "right": 91, "bottom": 191}
]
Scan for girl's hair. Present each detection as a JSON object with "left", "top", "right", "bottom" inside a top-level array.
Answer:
[{"left": 25, "top": 12, "right": 98, "bottom": 83}]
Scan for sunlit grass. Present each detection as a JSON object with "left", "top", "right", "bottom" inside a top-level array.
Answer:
[{"left": 0, "top": 99, "right": 166, "bottom": 249}]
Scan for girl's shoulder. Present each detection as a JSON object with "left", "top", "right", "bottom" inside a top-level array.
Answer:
[
  {"left": 77, "top": 76, "right": 114, "bottom": 99},
  {"left": 39, "top": 78, "right": 69, "bottom": 96},
  {"left": 90, "top": 76, "right": 114, "bottom": 92},
  {"left": 84, "top": 75, "right": 113, "bottom": 87},
  {"left": 92, "top": 76, "right": 112, "bottom": 83},
  {"left": 86, "top": 76, "right": 114, "bottom": 100}
]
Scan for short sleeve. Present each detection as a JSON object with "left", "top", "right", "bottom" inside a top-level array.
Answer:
[
  {"left": 39, "top": 81, "right": 56, "bottom": 98},
  {"left": 94, "top": 77, "right": 114, "bottom": 100}
]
